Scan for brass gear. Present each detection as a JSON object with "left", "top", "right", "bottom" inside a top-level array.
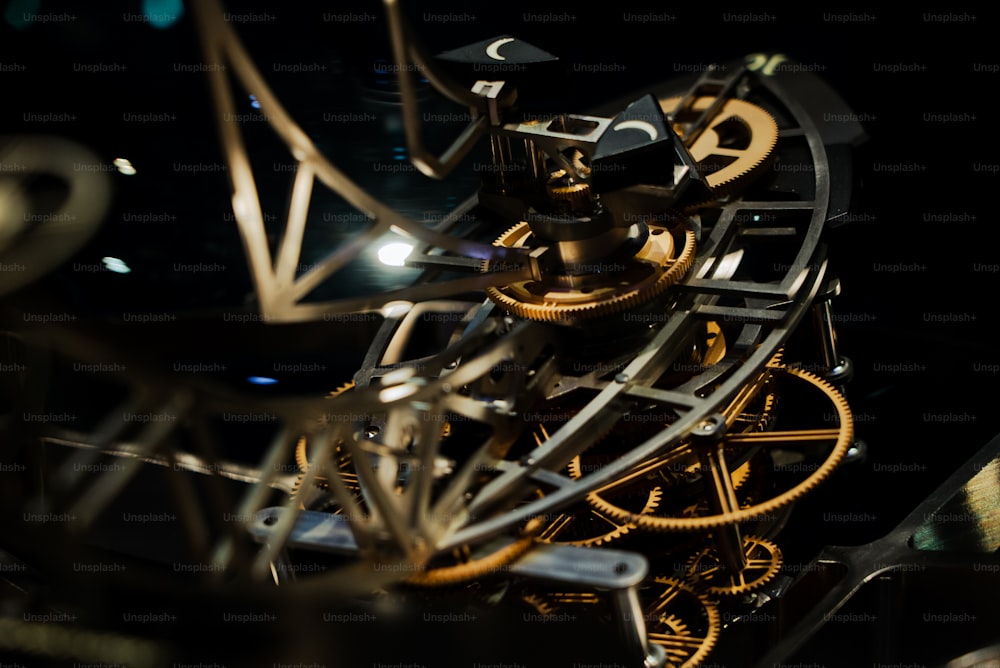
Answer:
[
  {"left": 290, "top": 440, "right": 361, "bottom": 512},
  {"left": 292, "top": 381, "right": 455, "bottom": 511},
  {"left": 644, "top": 576, "right": 721, "bottom": 668},
  {"left": 530, "top": 418, "right": 663, "bottom": 546},
  {"left": 546, "top": 180, "right": 592, "bottom": 211},
  {"left": 661, "top": 96, "right": 779, "bottom": 195},
  {"left": 673, "top": 383, "right": 776, "bottom": 518},
  {"left": 484, "top": 220, "right": 696, "bottom": 322},
  {"left": 291, "top": 381, "right": 359, "bottom": 509},
  {"left": 587, "top": 364, "right": 853, "bottom": 532},
  {"left": 534, "top": 454, "right": 662, "bottom": 547},
  {"left": 686, "top": 535, "right": 783, "bottom": 597},
  {"left": 404, "top": 518, "right": 543, "bottom": 587},
  {"left": 521, "top": 593, "right": 558, "bottom": 617},
  {"left": 579, "top": 366, "right": 776, "bottom": 527},
  {"left": 660, "top": 614, "right": 690, "bottom": 637}
]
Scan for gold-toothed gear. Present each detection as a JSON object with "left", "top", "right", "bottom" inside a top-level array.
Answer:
[
  {"left": 533, "top": 453, "right": 663, "bottom": 547},
  {"left": 546, "top": 181, "right": 592, "bottom": 211},
  {"left": 570, "top": 359, "right": 775, "bottom": 527},
  {"left": 291, "top": 380, "right": 359, "bottom": 507},
  {"left": 483, "top": 220, "right": 696, "bottom": 323},
  {"left": 526, "top": 421, "right": 661, "bottom": 547},
  {"left": 661, "top": 96, "right": 779, "bottom": 196},
  {"left": 645, "top": 576, "right": 721, "bottom": 667},
  {"left": 660, "top": 614, "right": 691, "bottom": 638},
  {"left": 521, "top": 593, "right": 558, "bottom": 617},
  {"left": 564, "top": 453, "right": 663, "bottom": 546},
  {"left": 686, "top": 535, "right": 783, "bottom": 597},
  {"left": 404, "top": 518, "right": 543, "bottom": 587},
  {"left": 586, "top": 364, "right": 853, "bottom": 532},
  {"left": 293, "top": 380, "right": 358, "bottom": 477}
]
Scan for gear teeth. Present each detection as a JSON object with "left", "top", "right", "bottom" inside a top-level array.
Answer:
[
  {"left": 538, "top": 447, "right": 663, "bottom": 546},
  {"left": 686, "top": 535, "right": 783, "bottom": 597},
  {"left": 646, "top": 576, "right": 721, "bottom": 667},
  {"left": 481, "top": 223, "right": 528, "bottom": 274},
  {"left": 328, "top": 380, "right": 356, "bottom": 397},
  {"left": 660, "top": 613, "right": 691, "bottom": 637},
  {"left": 295, "top": 379, "right": 356, "bottom": 476},
  {"left": 485, "top": 222, "right": 696, "bottom": 323},
  {"left": 566, "top": 454, "right": 584, "bottom": 480},
  {"left": 294, "top": 436, "right": 310, "bottom": 473},
  {"left": 662, "top": 96, "right": 779, "bottom": 196},
  {"left": 547, "top": 182, "right": 592, "bottom": 212},
  {"left": 404, "top": 535, "right": 535, "bottom": 587},
  {"left": 521, "top": 594, "right": 558, "bottom": 617},
  {"left": 585, "top": 365, "right": 852, "bottom": 532}
]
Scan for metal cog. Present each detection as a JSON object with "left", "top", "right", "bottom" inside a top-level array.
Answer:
[
  {"left": 532, "top": 452, "right": 662, "bottom": 547},
  {"left": 644, "top": 576, "right": 721, "bottom": 668},
  {"left": 290, "top": 380, "right": 359, "bottom": 508},
  {"left": 546, "top": 177, "right": 592, "bottom": 212},
  {"left": 483, "top": 220, "right": 696, "bottom": 323},
  {"left": 520, "top": 410, "right": 649, "bottom": 547},
  {"left": 686, "top": 535, "right": 783, "bottom": 597},
  {"left": 587, "top": 364, "right": 853, "bottom": 532},
  {"left": 521, "top": 593, "right": 558, "bottom": 617},
  {"left": 660, "top": 613, "right": 691, "bottom": 638},
  {"left": 292, "top": 380, "right": 455, "bottom": 511},
  {"left": 661, "top": 95, "right": 779, "bottom": 195},
  {"left": 404, "top": 519, "right": 543, "bottom": 588},
  {"left": 577, "top": 363, "right": 777, "bottom": 527},
  {"left": 296, "top": 380, "right": 357, "bottom": 477}
]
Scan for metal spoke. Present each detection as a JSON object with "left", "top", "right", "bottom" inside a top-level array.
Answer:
[{"left": 724, "top": 428, "right": 843, "bottom": 447}]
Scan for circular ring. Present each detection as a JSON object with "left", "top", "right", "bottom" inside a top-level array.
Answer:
[
  {"left": 644, "top": 576, "right": 721, "bottom": 667},
  {"left": 588, "top": 366, "right": 852, "bottom": 532},
  {"left": 686, "top": 535, "right": 783, "bottom": 596},
  {"left": 0, "top": 135, "right": 112, "bottom": 294},
  {"left": 484, "top": 220, "right": 696, "bottom": 322}
]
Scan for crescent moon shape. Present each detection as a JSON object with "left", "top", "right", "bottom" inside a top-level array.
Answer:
[
  {"left": 485, "top": 37, "right": 515, "bottom": 61},
  {"left": 614, "top": 120, "right": 659, "bottom": 141}
]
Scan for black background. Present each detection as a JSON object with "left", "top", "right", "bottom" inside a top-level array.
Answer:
[{"left": 2, "top": 1, "right": 999, "bottom": 666}]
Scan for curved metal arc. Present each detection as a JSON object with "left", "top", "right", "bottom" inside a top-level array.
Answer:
[
  {"left": 193, "top": 2, "right": 277, "bottom": 310},
  {"left": 442, "top": 261, "right": 829, "bottom": 550},
  {"left": 758, "top": 74, "right": 831, "bottom": 296},
  {"left": 384, "top": 0, "right": 489, "bottom": 178}
]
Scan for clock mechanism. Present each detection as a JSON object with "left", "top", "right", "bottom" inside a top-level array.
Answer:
[{"left": 2, "top": 3, "right": 998, "bottom": 668}]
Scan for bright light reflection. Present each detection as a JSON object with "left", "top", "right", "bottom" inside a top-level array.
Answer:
[
  {"left": 379, "top": 383, "right": 419, "bottom": 403},
  {"left": 247, "top": 376, "right": 279, "bottom": 385},
  {"left": 377, "top": 242, "right": 413, "bottom": 267},
  {"left": 113, "top": 158, "right": 137, "bottom": 176},
  {"left": 102, "top": 256, "right": 131, "bottom": 274}
]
